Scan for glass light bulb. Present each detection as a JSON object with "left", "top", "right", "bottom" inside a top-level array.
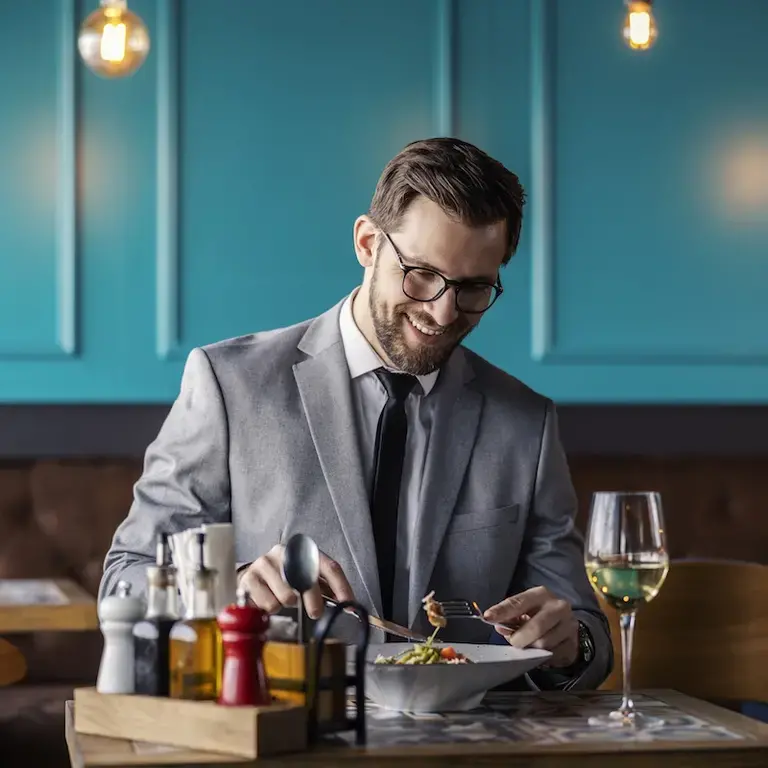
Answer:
[
  {"left": 78, "top": 0, "right": 150, "bottom": 78},
  {"left": 623, "top": 1, "right": 658, "bottom": 51}
]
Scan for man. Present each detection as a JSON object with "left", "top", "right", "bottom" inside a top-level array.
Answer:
[{"left": 101, "top": 138, "right": 612, "bottom": 690}]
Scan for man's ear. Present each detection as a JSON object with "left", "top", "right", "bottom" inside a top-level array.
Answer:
[{"left": 353, "top": 215, "right": 378, "bottom": 268}]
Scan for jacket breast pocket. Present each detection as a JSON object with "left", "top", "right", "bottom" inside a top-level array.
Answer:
[
  {"left": 434, "top": 503, "right": 524, "bottom": 611},
  {"left": 445, "top": 503, "right": 521, "bottom": 535}
]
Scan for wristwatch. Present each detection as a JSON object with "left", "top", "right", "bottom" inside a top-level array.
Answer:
[{"left": 558, "top": 620, "right": 595, "bottom": 678}]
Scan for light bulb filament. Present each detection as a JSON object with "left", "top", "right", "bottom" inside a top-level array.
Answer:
[
  {"left": 623, "top": 1, "right": 657, "bottom": 50},
  {"left": 100, "top": 22, "right": 127, "bottom": 62},
  {"left": 628, "top": 11, "right": 651, "bottom": 46}
]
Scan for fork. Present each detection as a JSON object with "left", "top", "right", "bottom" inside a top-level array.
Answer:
[{"left": 437, "top": 599, "right": 529, "bottom": 632}]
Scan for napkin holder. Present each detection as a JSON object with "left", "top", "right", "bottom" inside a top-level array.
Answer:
[
  {"left": 263, "top": 637, "right": 347, "bottom": 730},
  {"left": 308, "top": 599, "right": 369, "bottom": 746}
]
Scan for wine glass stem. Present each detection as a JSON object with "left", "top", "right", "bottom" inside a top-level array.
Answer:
[{"left": 619, "top": 611, "right": 636, "bottom": 718}]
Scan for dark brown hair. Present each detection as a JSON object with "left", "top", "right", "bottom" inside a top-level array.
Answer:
[{"left": 368, "top": 138, "right": 526, "bottom": 265}]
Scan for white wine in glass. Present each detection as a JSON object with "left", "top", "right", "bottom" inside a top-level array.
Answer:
[{"left": 585, "top": 491, "right": 669, "bottom": 728}]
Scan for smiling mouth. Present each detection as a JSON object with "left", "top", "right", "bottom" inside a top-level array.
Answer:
[{"left": 406, "top": 314, "right": 446, "bottom": 337}]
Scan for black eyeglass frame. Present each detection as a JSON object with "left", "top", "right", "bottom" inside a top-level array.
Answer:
[{"left": 381, "top": 231, "right": 504, "bottom": 314}]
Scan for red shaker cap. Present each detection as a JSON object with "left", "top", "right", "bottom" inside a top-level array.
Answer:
[{"left": 217, "top": 589, "right": 270, "bottom": 634}]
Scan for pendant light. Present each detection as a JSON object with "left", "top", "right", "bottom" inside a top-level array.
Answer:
[{"left": 78, "top": 0, "right": 150, "bottom": 78}]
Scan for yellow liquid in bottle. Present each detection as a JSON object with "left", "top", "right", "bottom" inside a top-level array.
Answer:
[
  {"left": 170, "top": 534, "right": 223, "bottom": 700},
  {"left": 169, "top": 618, "right": 222, "bottom": 700}
]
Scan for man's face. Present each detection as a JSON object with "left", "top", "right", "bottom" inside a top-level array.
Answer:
[{"left": 366, "top": 198, "right": 507, "bottom": 375}]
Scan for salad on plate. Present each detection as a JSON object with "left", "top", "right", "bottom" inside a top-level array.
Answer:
[{"left": 373, "top": 591, "right": 473, "bottom": 665}]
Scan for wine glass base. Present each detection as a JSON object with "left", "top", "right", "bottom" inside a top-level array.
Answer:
[{"left": 588, "top": 710, "right": 665, "bottom": 730}]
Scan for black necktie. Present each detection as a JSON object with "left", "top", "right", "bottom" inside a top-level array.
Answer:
[{"left": 371, "top": 368, "right": 418, "bottom": 622}]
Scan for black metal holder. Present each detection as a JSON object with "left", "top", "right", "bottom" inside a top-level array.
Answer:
[{"left": 307, "top": 600, "right": 370, "bottom": 747}]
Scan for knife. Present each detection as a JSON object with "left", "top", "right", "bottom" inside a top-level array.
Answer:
[{"left": 323, "top": 596, "right": 428, "bottom": 643}]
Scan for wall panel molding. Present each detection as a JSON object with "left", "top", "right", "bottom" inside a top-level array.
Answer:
[
  {"left": 529, "top": 0, "right": 556, "bottom": 363},
  {"left": 528, "top": 0, "right": 768, "bottom": 365},
  {"left": 0, "top": 0, "right": 78, "bottom": 359},
  {"left": 435, "top": 0, "right": 456, "bottom": 137},
  {"left": 154, "top": 0, "right": 458, "bottom": 361},
  {"left": 56, "top": 0, "right": 77, "bottom": 356},
  {"left": 155, "top": 0, "right": 183, "bottom": 361}
]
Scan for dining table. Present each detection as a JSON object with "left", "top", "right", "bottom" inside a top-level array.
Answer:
[
  {"left": 0, "top": 578, "right": 98, "bottom": 633},
  {"left": 0, "top": 578, "right": 99, "bottom": 687},
  {"left": 65, "top": 688, "right": 768, "bottom": 767}
]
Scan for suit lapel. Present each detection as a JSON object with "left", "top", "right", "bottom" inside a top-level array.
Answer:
[
  {"left": 293, "top": 304, "right": 381, "bottom": 617},
  {"left": 408, "top": 349, "right": 483, "bottom": 626}
]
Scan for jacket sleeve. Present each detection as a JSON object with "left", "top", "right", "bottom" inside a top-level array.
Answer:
[
  {"left": 505, "top": 400, "right": 614, "bottom": 690},
  {"left": 99, "top": 348, "right": 231, "bottom": 601}
]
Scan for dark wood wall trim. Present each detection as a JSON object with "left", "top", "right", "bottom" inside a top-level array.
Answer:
[
  {"left": 0, "top": 406, "right": 171, "bottom": 459},
  {"left": 1, "top": 405, "right": 768, "bottom": 458},
  {"left": 556, "top": 405, "right": 768, "bottom": 457}
]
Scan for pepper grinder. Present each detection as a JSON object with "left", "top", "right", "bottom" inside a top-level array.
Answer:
[
  {"left": 217, "top": 588, "right": 270, "bottom": 706},
  {"left": 97, "top": 580, "right": 144, "bottom": 694}
]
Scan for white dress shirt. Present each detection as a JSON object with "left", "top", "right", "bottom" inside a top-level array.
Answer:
[{"left": 338, "top": 289, "right": 439, "bottom": 626}]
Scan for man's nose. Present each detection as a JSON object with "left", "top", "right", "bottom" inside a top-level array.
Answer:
[{"left": 426, "top": 289, "right": 459, "bottom": 327}]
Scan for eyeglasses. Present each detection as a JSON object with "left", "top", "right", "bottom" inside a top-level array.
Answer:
[{"left": 382, "top": 231, "right": 503, "bottom": 314}]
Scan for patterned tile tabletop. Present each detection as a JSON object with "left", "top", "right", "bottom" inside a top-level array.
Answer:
[{"left": 331, "top": 691, "right": 752, "bottom": 749}]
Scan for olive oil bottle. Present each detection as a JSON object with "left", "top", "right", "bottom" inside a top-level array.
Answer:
[{"left": 169, "top": 531, "right": 221, "bottom": 700}]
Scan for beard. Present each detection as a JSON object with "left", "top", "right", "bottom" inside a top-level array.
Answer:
[{"left": 368, "top": 258, "right": 475, "bottom": 376}]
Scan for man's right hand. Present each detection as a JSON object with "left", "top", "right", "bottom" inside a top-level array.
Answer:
[{"left": 237, "top": 544, "right": 355, "bottom": 619}]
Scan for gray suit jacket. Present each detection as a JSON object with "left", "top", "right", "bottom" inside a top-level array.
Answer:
[{"left": 101, "top": 297, "right": 612, "bottom": 689}]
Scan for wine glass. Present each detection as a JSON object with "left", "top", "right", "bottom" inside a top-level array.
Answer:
[{"left": 585, "top": 491, "right": 669, "bottom": 729}]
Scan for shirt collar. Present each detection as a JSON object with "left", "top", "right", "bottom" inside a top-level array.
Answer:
[{"left": 339, "top": 289, "right": 439, "bottom": 396}]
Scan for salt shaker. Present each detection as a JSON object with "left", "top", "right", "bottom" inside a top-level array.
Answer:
[
  {"left": 97, "top": 580, "right": 144, "bottom": 694},
  {"left": 217, "top": 588, "right": 270, "bottom": 706}
]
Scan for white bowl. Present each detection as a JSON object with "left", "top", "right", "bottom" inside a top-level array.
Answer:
[{"left": 364, "top": 642, "right": 552, "bottom": 713}]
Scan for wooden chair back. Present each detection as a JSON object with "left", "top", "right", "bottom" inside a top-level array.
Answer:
[
  {"left": 599, "top": 559, "right": 768, "bottom": 702},
  {"left": 0, "top": 637, "right": 26, "bottom": 686}
]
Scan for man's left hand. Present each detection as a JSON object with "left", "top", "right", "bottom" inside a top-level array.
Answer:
[{"left": 483, "top": 586, "right": 579, "bottom": 669}]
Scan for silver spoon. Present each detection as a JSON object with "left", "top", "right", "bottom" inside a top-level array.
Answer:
[{"left": 282, "top": 533, "right": 320, "bottom": 644}]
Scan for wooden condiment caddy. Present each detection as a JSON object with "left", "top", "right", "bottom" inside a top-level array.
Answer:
[
  {"left": 74, "top": 686, "right": 306, "bottom": 759},
  {"left": 73, "top": 599, "right": 370, "bottom": 759}
]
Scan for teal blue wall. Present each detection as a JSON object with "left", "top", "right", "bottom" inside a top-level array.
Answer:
[{"left": 2, "top": 0, "right": 767, "bottom": 404}]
